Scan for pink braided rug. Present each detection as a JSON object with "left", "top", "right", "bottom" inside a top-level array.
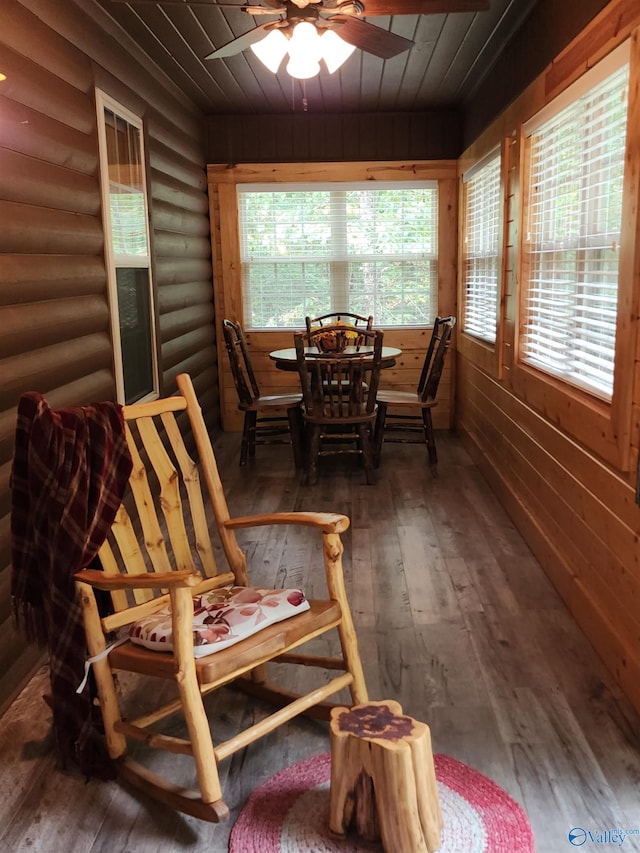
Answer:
[{"left": 229, "top": 752, "right": 534, "bottom": 852}]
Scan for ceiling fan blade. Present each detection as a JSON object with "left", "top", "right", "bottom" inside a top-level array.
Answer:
[
  {"left": 204, "top": 23, "right": 271, "bottom": 58},
  {"left": 329, "top": 15, "right": 413, "bottom": 58},
  {"left": 359, "top": 0, "right": 489, "bottom": 15},
  {"left": 241, "top": 4, "right": 286, "bottom": 13}
]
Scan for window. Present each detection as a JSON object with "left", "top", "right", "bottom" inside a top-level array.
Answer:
[
  {"left": 521, "top": 47, "right": 630, "bottom": 399},
  {"left": 462, "top": 151, "right": 501, "bottom": 343},
  {"left": 237, "top": 182, "right": 438, "bottom": 328},
  {"left": 96, "top": 90, "right": 158, "bottom": 404}
]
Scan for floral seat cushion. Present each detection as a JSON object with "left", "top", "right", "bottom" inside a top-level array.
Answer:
[{"left": 129, "top": 585, "right": 310, "bottom": 658}]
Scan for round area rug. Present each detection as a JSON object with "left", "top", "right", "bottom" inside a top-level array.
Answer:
[{"left": 229, "top": 753, "right": 534, "bottom": 852}]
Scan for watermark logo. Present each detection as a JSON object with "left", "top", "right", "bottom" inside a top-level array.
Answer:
[
  {"left": 568, "top": 827, "right": 640, "bottom": 847},
  {"left": 569, "top": 828, "right": 587, "bottom": 846}
]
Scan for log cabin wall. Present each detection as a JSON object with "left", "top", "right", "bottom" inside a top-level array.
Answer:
[
  {"left": 207, "top": 161, "right": 458, "bottom": 436},
  {"left": 457, "top": 0, "right": 640, "bottom": 715},
  {"left": 0, "top": 0, "right": 217, "bottom": 713}
]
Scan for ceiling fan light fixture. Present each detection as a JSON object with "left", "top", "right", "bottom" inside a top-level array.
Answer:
[
  {"left": 320, "top": 29, "right": 356, "bottom": 74},
  {"left": 250, "top": 28, "right": 289, "bottom": 72},
  {"left": 286, "top": 21, "right": 323, "bottom": 79}
]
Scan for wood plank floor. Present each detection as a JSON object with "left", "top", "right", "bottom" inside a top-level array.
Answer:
[{"left": 1, "top": 432, "right": 640, "bottom": 852}]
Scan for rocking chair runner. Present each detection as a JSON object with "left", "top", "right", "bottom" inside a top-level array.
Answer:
[{"left": 74, "top": 373, "right": 368, "bottom": 822}]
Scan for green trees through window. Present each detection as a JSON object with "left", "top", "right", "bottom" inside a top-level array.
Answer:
[{"left": 238, "top": 182, "right": 438, "bottom": 328}]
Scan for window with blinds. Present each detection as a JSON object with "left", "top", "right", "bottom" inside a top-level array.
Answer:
[
  {"left": 521, "top": 50, "right": 630, "bottom": 399},
  {"left": 237, "top": 182, "right": 438, "bottom": 328},
  {"left": 462, "top": 151, "right": 501, "bottom": 343}
]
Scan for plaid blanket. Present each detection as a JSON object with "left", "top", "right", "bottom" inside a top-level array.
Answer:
[{"left": 10, "top": 392, "right": 132, "bottom": 778}]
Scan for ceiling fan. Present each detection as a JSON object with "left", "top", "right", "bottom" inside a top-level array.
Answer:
[{"left": 203, "top": 0, "right": 490, "bottom": 78}]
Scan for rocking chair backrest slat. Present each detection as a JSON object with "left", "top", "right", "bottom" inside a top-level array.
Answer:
[
  {"left": 123, "top": 422, "right": 173, "bottom": 575},
  {"left": 161, "top": 410, "right": 218, "bottom": 579},
  {"left": 136, "top": 414, "right": 196, "bottom": 576},
  {"left": 97, "top": 378, "right": 244, "bottom": 615}
]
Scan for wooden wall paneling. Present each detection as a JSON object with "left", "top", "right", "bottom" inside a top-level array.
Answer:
[
  {"left": 0, "top": 148, "right": 100, "bottom": 214},
  {"left": 469, "top": 376, "right": 640, "bottom": 622},
  {"left": 147, "top": 109, "right": 209, "bottom": 170},
  {"left": 0, "top": 202, "right": 103, "bottom": 255},
  {"left": 0, "top": 44, "right": 95, "bottom": 133},
  {"left": 161, "top": 325, "right": 216, "bottom": 373},
  {"left": 0, "top": 255, "right": 105, "bottom": 306},
  {"left": 456, "top": 340, "right": 640, "bottom": 715},
  {"left": 205, "top": 113, "right": 464, "bottom": 163},
  {"left": 151, "top": 231, "right": 211, "bottom": 260},
  {"left": 461, "top": 415, "right": 640, "bottom": 715},
  {"left": 0, "top": 0, "right": 217, "bottom": 713},
  {"left": 3, "top": 0, "right": 94, "bottom": 93},
  {"left": 149, "top": 169, "right": 210, "bottom": 214},
  {"left": 461, "top": 358, "right": 640, "bottom": 551},
  {"left": 148, "top": 138, "right": 208, "bottom": 192},
  {"left": 0, "top": 334, "right": 113, "bottom": 412},
  {"left": 23, "top": 0, "right": 203, "bottom": 134},
  {"left": 209, "top": 160, "right": 458, "bottom": 184},
  {"left": 0, "top": 96, "right": 98, "bottom": 174},
  {"left": 0, "top": 297, "right": 109, "bottom": 360},
  {"left": 544, "top": 0, "right": 640, "bottom": 100},
  {"left": 462, "top": 0, "right": 612, "bottom": 146},
  {"left": 157, "top": 279, "right": 214, "bottom": 315},
  {"left": 154, "top": 257, "right": 212, "bottom": 289},
  {"left": 151, "top": 199, "right": 211, "bottom": 239},
  {"left": 158, "top": 304, "right": 215, "bottom": 347}
]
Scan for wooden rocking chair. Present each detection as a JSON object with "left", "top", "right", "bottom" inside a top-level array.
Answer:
[{"left": 74, "top": 373, "right": 367, "bottom": 821}]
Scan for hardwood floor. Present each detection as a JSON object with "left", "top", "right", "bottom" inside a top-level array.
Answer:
[{"left": 1, "top": 432, "right": 639, "bottom": 852}]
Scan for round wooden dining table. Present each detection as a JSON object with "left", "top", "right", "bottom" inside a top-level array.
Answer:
[{"left": 269, "top": 345, "right": 402, "bottom": 371}]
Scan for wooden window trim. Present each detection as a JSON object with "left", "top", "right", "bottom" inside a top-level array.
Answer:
[
  {"left": 510, "top": 35, "right": 640, "bottom": 472},
  {"left": 208, "top": 160, "right": 458, "bottom": 430},
  {"left": 458, "top": 139, "right": 509, "bottom": 382}
]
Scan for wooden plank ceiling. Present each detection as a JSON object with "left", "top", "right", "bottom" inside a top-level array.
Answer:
[{"left": 92, "top": 0, "right": 541, "bottom": 114}]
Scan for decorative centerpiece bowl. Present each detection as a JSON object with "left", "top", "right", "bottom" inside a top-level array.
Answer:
[
  {"left": 317, "top": 330, "right": 349, "bottom": 353},
  {"left": 315, "top": 326, "right": 359, "bottom": 353}
]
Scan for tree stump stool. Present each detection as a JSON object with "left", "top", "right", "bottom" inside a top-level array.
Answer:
[{"left": 329, "top": 700, "right": 443, "bottom": 853}]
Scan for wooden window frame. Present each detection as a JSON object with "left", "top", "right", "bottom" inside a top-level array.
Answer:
[
  {"left": 457, "top": 139, "right": 509, "bottom": 381},
  {"left": 96, "top": 89, "right": 159, "bottom": 405},
  {"left": 208, "top": 161, "right": 458, "bottom": 431},
  {"left": 511, "top": 38, "right": 640, "bottom": 471}
]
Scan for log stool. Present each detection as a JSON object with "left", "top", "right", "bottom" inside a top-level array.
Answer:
[{"left": 329, "top": 700, "right": 443, "bottom": 853}]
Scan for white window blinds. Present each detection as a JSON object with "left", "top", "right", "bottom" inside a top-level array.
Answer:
[
  {"left": 521, "top": 54, "right": 629, "bottom": 399},
  {"left": 237, "top": 182, "right": 438, "bottom": 328},
  {"left": 463, "top": 152, "right": 501, "bottom": 342}
]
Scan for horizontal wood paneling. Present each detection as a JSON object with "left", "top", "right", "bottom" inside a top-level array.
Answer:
[
  {"left": 0, "top": 255, "right": 106, "bottom": 305},
  {"left": 457, "top": 0, "right": 640, "bottom": 717},
  {"left": 0, "top": 1, "right": 218, "bottom": 715}
]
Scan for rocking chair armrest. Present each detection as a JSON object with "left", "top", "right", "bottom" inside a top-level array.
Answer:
[
  {"left": 224, "top": 511, "right": 350, "bottom": 534},
  {"left": 74, "top": 568, "right": 201, "bottom": 591}
]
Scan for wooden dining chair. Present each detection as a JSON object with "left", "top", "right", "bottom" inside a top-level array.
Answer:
[
  {"left": 305, "top": 312, "right": 374, "bottom": 350},
  {"left": 295, "top": 328, "right": 383, "bottom": 485},
  {"left": 374, "top": 316, "right": 456, "bottom": 470},
  {"left": 74, "top": 373, "right": 368, "bottom": 822},
  {"left": 222, "top": 318, "right": 303, "bottom": 467}
]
